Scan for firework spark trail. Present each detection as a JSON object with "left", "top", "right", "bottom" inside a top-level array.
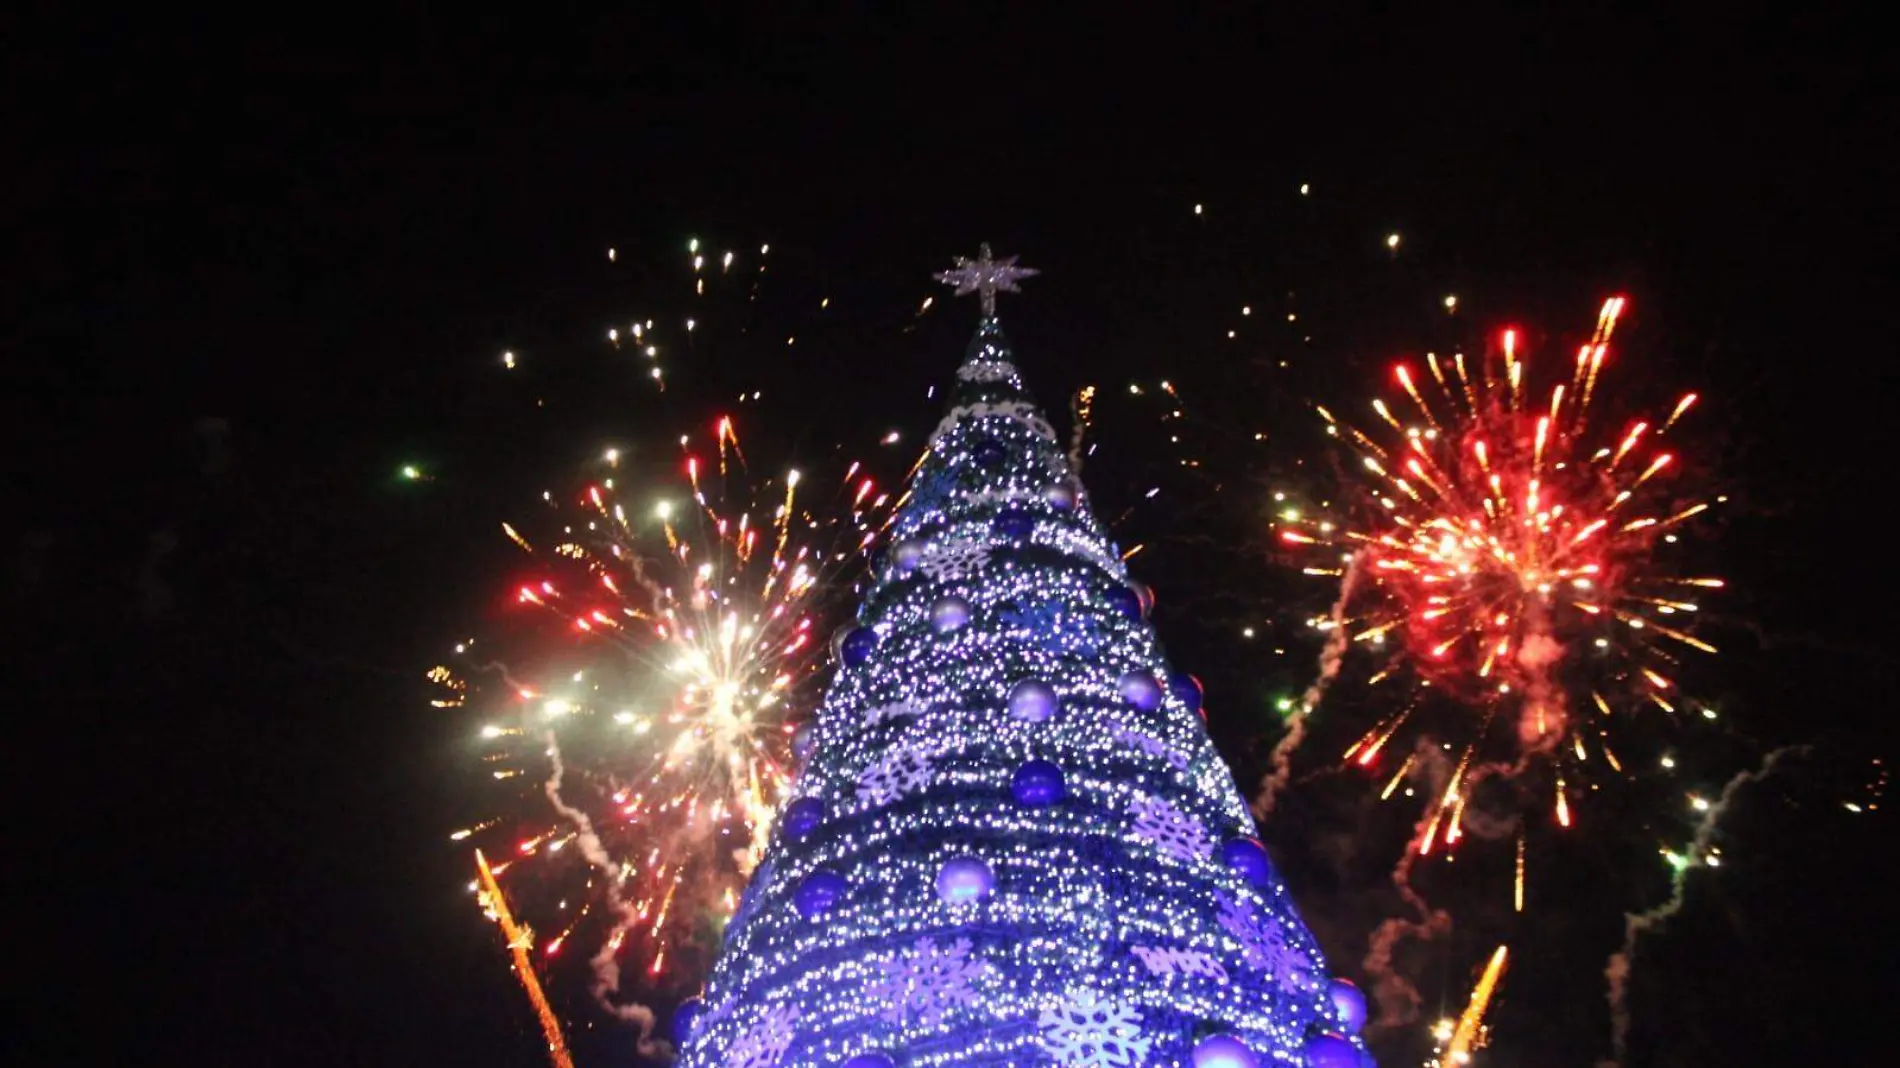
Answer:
[
  {"left": 1599, "top": 745, "right": 1809, "bottom": 1067},
  {"left": 1256, "top": 554, "right": 1364, "bottom": 817},
  {"left": 474, "top": 849, "right": 576, "bottom": 1068},
  {"left": 541, "top": 733, "right": 668, "bottom": 1056},
  {"left": 1445, "top": 944, "right": 1510, "bottom": 1064}
]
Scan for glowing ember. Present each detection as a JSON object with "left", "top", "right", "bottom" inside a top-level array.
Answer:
[{"left": 1284, "top": 298, "right": 1722, "bottom": 828}]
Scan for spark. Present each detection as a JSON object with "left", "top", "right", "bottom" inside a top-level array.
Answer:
[
  {"left": 1282, "top": 297, "right": 1718, "bottom": 828},
  {"left": 474, "top": 850, "right": 575, "bottom": 1068},
  {"left": 440, "top": 245, "right": 897, "bottom": 1040},
  {"left": 1446, "top": 944, "right": 1510, "bottom": 1064}
]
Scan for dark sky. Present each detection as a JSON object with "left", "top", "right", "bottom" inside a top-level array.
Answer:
[{"left": 8, "top": 7, "right": 1896, "bottom": 1068}]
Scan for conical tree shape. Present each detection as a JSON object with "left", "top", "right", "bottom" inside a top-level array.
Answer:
[{"left": 677, "top": 315, "right": 1362, "bottom": 1067}]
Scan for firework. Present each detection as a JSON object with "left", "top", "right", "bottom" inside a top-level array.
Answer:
[
  {"left": 475, "top": 848, "right": 577, "bottom": 1068},
  {"left": 1429, "top": 944, "right": 1508, "bottom": 1068},
  {"left": 437, "top": 416, "right": 888, "bottom": 1041},
  {"left": 1279, "top": 298, "right": 1721, "bottom": 834}
]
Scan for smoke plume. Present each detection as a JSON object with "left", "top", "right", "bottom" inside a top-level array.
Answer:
[
  {"left": 1256, "top": 555, "right": 1364, "bottom": 816},
  {"left": 543, "top": 732, "right": 671, "bottom": 1057},
  {"left": 1598, "top": 745, "right": 1808, "bottom": 1067}
]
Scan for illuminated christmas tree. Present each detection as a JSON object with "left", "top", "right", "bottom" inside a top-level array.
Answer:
[{"left": 674, "top": 247, "right": 1370, "bottom": 1068}]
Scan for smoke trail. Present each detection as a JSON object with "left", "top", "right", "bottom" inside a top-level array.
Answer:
[
  {"left": 543, "top": 732, "right": 671, "bottom": 1057},
  {"left": 1361, "top": 742, "right": 1455, "bottom": 1030},
  {"left": 1255, "top": 555, "right": 1364, "bottom": 817},
  {"left": 1598, "top": 745, "right": 1808, "bottom": 1067}
]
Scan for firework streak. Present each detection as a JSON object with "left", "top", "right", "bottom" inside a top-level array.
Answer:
[
  {"left": 1274, "top": 298, "right": 1729, "bottom": 1056},
  {"left": 1280, "top": 297, "right": 1720, "bottom": 837},
  {"left": 437, "top": 417, "right": 889, "bottom": 1043},
  {"left": 475, "top": 849, "right": 577, "bottom": 1068}
]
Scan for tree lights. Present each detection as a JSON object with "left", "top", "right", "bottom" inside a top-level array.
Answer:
[{"left": 677, "top": 255, "right": 1363, "bottom": 1067}]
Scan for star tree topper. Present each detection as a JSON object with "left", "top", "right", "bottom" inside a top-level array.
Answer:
[{"left": 935, "top": 242, "right": 1038, "bottom": 317}]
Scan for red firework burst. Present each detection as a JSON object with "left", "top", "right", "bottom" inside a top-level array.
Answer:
[{"left": 1280, "top": 297, "right": 1723, "bottom": 838}]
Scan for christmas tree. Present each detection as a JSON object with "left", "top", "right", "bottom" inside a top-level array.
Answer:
[{"left": 674, "top": 247, "right": 1370, "bottom": 1068}]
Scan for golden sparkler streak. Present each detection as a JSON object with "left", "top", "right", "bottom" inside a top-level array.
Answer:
[
  {"left": 1446, "top": 944, "right": 1510, "bottom": 1064},
  {"left": 475, "top": 849, "right": 576, "bottom": 1068}
]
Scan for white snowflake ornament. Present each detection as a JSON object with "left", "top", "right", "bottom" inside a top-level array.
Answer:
[
  {"left": 862, "top": 697, "right": 929, "bottom": 729},
  {"left": 917, "top": 539, "right": 991, "bottom": 583},
  {"left": 1038, "top": 987, "right": 1152, "bottom": 1067},
  {"left": 727, "top": 1002, "right": 801, "bottom": 1068},
  {"left": 1218, "top": 892, "right": 1316, "bottom": 993},
  {"left": 1130, "top": 944, "right": 1228, "bottom": 982},
  {"left": 1129, "top": 793, "right": 1214, "bottom": 863},
  {"left": 856, "top": 747, "right": 933, "bottom": 807},
  {"left": 869, "top": 936, "right": 986, "bottom": 1027}
]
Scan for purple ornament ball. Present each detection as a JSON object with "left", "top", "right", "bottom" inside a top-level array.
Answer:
[
  {"left": 1168, "top": 672, "right": 1204, "bottom": 713},
  {"left": 891, "top": 538, "right": 925, "bottom": 576},
  {"left": 793, "top": 870, "right": 847, "bottom": 918},
  {"left": 934, "top": 855, "right": 995, "bottom": 904},
  {"left": 930, "top": 595, "right": 972, "bottom": 633},
  {"left": 1304, "top": 1034, "right": 1359, "bottom": 1068},
  {"left": 782, "top": 798, "right": 825, "bottom": 841},
  {"left": 1191, "top": 1034, "right": 1259, "bottom": 1068},
  {"left": 973, "top": 438, "right": 1007, "bottom": 467},
  {"left": 1222, "top": 835, "right": 1274, "bottom": 887},
  {"left": 670, "top": 997, "right": 704, "bottom": 1044},
  {"left": 1011, "top": 759, "right": 1066, "bottom": 806},
  {"left": 841, "top": 1055, "right": 896, "bottom": 1068},
  {"left": 1119, "top": 670, "right": 1163, "bottom": 712},
  {"left": 839, "top": 625, "right": 877, "bottom": 668},
  {"left": 1328, "top": 978, "right": 1369, "bottom": 1036},
  {"left": 1043, "top": 480, "right": 1078, "bottom": 510},
  {"left": 1008, "top": 678, "right": 1060, "bottom": 723},
  {"left": 1105, "top": 586, "right": 1142, "bottom": 622}
]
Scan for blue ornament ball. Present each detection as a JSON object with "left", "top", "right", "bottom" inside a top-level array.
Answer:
[
  {"left": 792, "top": 721, "right": 817, "bottom": 761},
  {"left": 794, "top": 870, "right": 847, "bottom": 918},
  {"left": 1304, "top": 1034, "right": 1359, "bottom": 1068},
  {"left": 840, "top": 625, "right": 877, "bottom": 668},
  {"left": 1222, "top": 836, "right": 1274, "bottom": 887},
  {"left": 934, "top": 855, "right": 995, "bottom": 904},
  {"left": 930, "top": 595, "right": 972, "bottom": 633},
  {"left": 1168, "top": 672, "right": 1204, "bottom": 713},
  {"left": 1011, "top": 760, "right": 1066, "bottom": 806},
  {"left": 891, "top": 538, "right": 925, "bottom": 576},
  {"left": 973, "top": 438, "right": 1007, "bottom": 467},
  {"left": 841, "top": 1055, "right": 896, "bottom": 1068},
  {"left": 1007, "top": 678, "right": 1060, "bottom": 723},
  {"left": 1191, "top": 1034, "right": 1259, "bottom": 1068},
  {"left": 671, "top": 997, "right": 704, "bottom": 1044},
  {"left": 993, "top": 507, "right": 1035, "bottom": 541},
  {"left": 1043, "top": 480, "right": 1078, "bottom": 510},
  {"left": 1119, "top": 670, "right": 1163, "bottom": 712},
  {"left": 782, "top": 798, "right": 825, "bottom": 841},
  {"left": 1328, "top": 979, "right": 1369, "bottom": 1036},
  {"left": 1105, "top": 585, "right": 1143, "bottom": 622}
]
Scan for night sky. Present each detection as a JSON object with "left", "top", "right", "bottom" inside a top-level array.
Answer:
[{"left": 9, "top": 8, "right": 1897, "bottom": 1067}]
